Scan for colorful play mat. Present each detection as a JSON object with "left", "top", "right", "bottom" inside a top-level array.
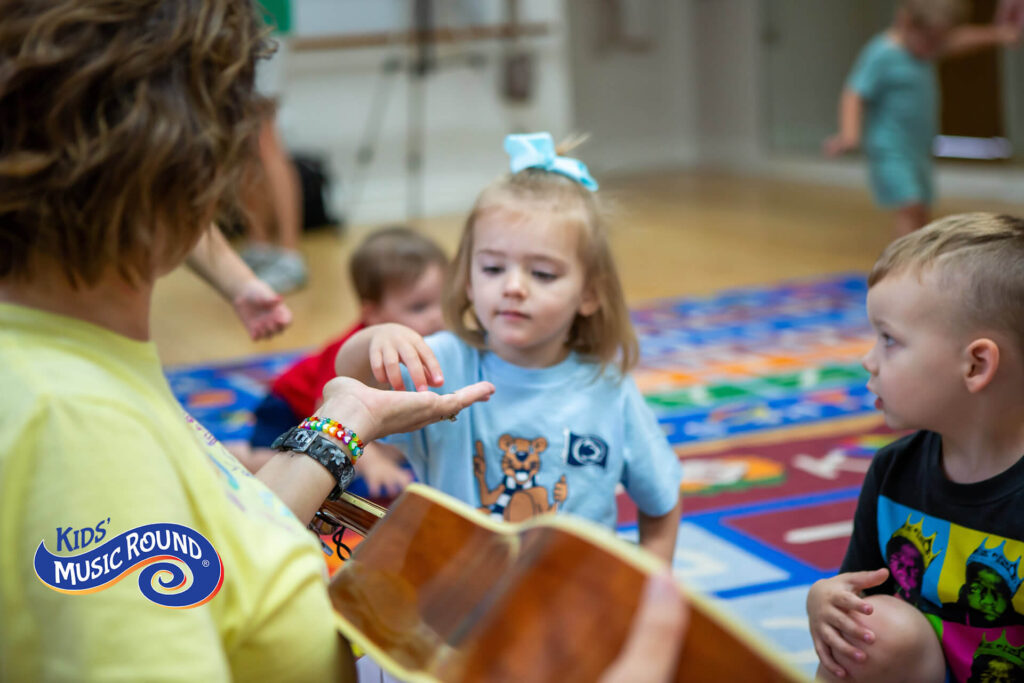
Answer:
[{"left": 166, "top": 272, "right": 890, "bottom": 677}]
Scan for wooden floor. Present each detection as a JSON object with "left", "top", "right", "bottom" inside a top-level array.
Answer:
[{"left": 152, "top": 170, "right": 1024, "bottom": 366}]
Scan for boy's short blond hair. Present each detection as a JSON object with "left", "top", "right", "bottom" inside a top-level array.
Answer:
[
  {"left": 349, "top": 226, "right": 447, "bottom": 304},
  {"left": 869, "top": 213, "right": 1024, "bottom": 354},
  {"left": 901, "top": 0, "right": 967, "bottom": 28}
]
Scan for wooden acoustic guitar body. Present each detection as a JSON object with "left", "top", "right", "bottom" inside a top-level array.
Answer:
[{"left": 328, "top": 484, "right": 808, "bottom": 683}]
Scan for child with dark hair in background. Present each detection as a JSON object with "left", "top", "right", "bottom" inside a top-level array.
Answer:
[
  {"left": 825, "top": 0, "right": 1019, "bottom": 238},
  {"left": 239, "top": 226, "right": 447, "bottom": 499}
]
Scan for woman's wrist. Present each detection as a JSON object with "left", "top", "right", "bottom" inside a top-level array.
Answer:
[
  {"left": 315, "top": 395, "right": 376, "bottom": 444},
  {"left": 298, "top": 416, "right": 364, "bottom": 462}
]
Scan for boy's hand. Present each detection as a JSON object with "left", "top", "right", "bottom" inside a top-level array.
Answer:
[
  {"left": 823, "top": 133, "right": 858, "bottom": 158},
  {"left": 807, "top": 568, "right": 889, "bottom": 678},
  {"left": 367, "top": 323, "right": 444, "bottom": 391},
  {"left": 319, "top": 376, "right": 494, "bottom": 444}
]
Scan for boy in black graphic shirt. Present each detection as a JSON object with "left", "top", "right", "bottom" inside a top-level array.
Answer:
[{"left": 806, "top": 213, "right": 1024, "bottom": 682}]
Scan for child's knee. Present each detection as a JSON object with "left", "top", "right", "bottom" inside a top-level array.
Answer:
[{"left": 833, "top": 595, "right": 945, "bottom": 683}]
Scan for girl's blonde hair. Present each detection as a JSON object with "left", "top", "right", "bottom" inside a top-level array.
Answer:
[{"left": 443, "top": 157, "right": 638, "bottom": 376}]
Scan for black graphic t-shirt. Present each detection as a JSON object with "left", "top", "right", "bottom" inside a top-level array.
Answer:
[{"left": 842, "top": 431, "right": 1024, "bottom": 682}]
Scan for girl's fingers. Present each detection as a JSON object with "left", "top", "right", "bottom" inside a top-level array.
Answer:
[
  {"left": 396, "top": 339, "right": 428, "bottom": 391},
  {"left": 412, "top": 336, "right": 444, "bottom": 386},
  {"left": 403, "top": 335, "right": 441, "bottom": 389},
  {"left": 369, "top": 347, "right": 389, "bottom": 386},
  {"left": 380, "top": 344, "right": 407, "bottom": 390}
]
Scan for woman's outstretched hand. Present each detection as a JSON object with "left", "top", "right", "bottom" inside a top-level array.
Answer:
[
  {"left": 258, "top": 377, "right": 495, "bottom": 523},
  {"left": 318, "top": 376, "right": 494, "bottom": 443}
]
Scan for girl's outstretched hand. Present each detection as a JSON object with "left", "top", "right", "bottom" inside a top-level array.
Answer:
[
  {"left": 807, "top": 568, "right": 889, "bottom": 678},
  {"left": 367, "top": 323, "right": 445, "bottom": 391}
]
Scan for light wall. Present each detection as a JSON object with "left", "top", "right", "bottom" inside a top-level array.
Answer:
[
  {"left": 690, "top": 0, "right": 1024, "bottom": 206},
  {"left": 276, "top": 0, "right": 573, "bottom": 226},
  {"left": 565, "top": 1, "right": 699, "bottom": 174},
  {"left": 274, "top": 0, "right": 1024, "bottom": 227}
]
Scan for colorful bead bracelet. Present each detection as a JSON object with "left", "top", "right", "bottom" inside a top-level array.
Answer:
[{"left": 298, "top": 416, "right": 365, "bottom": 462}]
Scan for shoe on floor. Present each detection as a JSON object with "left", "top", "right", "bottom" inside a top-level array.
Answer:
[
  {"left": 256, "top": 249, "right": 308, "bottom": 295},
  {"left": 239, "top": 243, "right": 280, "bottom": 271}
]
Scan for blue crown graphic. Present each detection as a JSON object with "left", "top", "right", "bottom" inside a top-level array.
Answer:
[{"left": 967, "top": 538, "right": 1024, "bottom": 597}]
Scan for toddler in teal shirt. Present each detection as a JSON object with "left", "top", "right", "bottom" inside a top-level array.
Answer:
[{"left": 825, "top": 0, "right": 1018, "bottom": 238}]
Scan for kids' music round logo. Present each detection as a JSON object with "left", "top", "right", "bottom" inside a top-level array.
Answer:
[{"left": 33, "top": 522, "right": 223, "bottom": 609}]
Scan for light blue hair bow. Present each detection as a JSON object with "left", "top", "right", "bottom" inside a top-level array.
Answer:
[{"left": 504, "top": 132, "right": 598, "bottom": 191}]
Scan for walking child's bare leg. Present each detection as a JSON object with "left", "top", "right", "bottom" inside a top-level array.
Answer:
[{"left": 893, "top": 203, "right": 929, "bottom": 238}]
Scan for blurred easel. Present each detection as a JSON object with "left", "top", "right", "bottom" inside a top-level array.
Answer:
[{"left": 292, "top": 1, "right": 550, "bottom": 224}]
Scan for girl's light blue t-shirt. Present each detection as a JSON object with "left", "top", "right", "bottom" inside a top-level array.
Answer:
[{"left": 382, "top": 331, "right": 682, "bottom": 530}]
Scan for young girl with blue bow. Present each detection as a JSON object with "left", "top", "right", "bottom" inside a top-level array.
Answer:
[{"left": 335, "top": 133, "right": 682, "bottom": 561}]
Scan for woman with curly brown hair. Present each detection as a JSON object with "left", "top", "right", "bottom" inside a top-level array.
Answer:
[{"left": 0, "top": 1, "right": 493, "bottom": 679}]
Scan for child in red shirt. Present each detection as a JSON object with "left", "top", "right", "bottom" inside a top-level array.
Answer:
[{"left": 240, "top": 226, "right": 447, "bottom": 498}]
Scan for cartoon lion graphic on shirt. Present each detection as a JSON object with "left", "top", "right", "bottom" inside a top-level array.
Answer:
[{"left": 473, "top": 434, "right": 567, "bottom": 523}]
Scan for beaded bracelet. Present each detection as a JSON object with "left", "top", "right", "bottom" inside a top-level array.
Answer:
[{"left": 298, "top": 416, "right": 365, "bottom": 462}]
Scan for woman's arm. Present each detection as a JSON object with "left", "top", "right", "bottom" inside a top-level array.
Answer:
[{"left": 637, "top": 499, "right": 681, "bottom": 564}]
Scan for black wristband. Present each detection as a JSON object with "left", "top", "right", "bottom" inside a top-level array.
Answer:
[{"left": 271, "top": 427, "right": 356, "bottom": 500}]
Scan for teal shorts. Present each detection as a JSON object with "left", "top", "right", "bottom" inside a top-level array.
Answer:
[{"left": 866, "top": 154, "right": 934, "bottom": 209}]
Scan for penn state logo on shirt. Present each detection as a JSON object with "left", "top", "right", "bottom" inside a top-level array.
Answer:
[{"left": 562, "top": 430, "right": 609, "bottom": 469}]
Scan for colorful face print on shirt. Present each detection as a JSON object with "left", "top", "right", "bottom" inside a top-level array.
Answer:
[
  {"left": 877, "top": 497, "right": 1024, "bottom": 682},
  {"left": 885, "top": 514, "right": 942, "bottom": 602},
  {"left": 932, "top": 624, "right": 1024, "bottom": 683},
  {"left": 949, "top": 540, "right": 1024, "bottom": 628}
]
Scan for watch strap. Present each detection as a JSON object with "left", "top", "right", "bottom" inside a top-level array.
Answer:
[{"left": 271, "top": 427, "right": 356, "bottom": 500}]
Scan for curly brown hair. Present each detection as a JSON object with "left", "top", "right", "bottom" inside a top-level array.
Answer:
[{"left": 0, "top": 0, "right": 270, "bottom": 287}]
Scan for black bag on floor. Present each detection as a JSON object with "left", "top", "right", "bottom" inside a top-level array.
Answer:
[{"left": 293, "top": 153, "right": 341, "bottom": 231}]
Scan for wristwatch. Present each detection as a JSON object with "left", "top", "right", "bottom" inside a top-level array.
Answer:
[{"left": 271, "top": 427, "right": 355, "bottom": 500}]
